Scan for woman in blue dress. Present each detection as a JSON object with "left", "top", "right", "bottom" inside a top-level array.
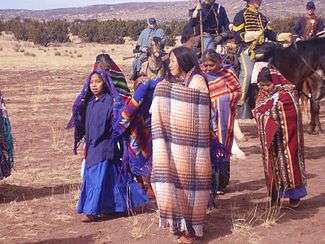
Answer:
[{"left": 67, "top": 68, "right": 148, "bottom": 222}]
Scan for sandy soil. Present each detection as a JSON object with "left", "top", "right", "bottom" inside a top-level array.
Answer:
[{"left": 0, "top": 38, "right": 325, "bottom": 244}]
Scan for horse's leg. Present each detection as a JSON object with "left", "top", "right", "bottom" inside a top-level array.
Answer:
[
  {"left": 233, "top": 119, "right": 247, "bottom": 141},
  {"left": 308, "top": 98, "right": 317, "bottom": 134},
  {"left": 231, "top": 137, "right": 246, "bottom": 159},
  {"left": 314, "top": 99, "right": 323, "bottom": 133},
  {"left": 309, "top": 76, "right": 325, "bottom": 134},
  {"left": 300, "top": 81, "right": 311, "bottom": 124}
]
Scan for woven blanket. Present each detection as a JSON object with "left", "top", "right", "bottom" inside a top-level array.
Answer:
[
  {"left": 207, "top": 68, "right": 241, "bottom": 191},
  {"left": 207, "top": 68, "right": 241, "bottom": 152},
  {"left": 253, "top": 69, "right": 306, "bottom": 192},
  {"left": 151, "top": 80, "right": 211, "bottom": 237}
]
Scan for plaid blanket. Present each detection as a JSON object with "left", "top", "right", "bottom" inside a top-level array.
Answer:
[
  {"left": 0, "top": 91, "right": 14, "bottom": 180},
  {"left": 253, "top": 69, "right": 307, "bottom": 193},
  {"left": 151, "top": 80, "right": 211, "bottom": 237}
]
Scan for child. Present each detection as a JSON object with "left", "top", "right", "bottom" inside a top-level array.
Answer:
[{"left": 68, "top": 68, "right": 148, "bottom": 222}]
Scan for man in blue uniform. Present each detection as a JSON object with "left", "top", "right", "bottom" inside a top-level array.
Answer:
[
  {"left": 131, "top": 18, "right": 166, "bottom": 80},
  {"left": 232, "top": 0, "right": 292, "bottom": 119},
  {"left": 192, "top": 0, "right": 230, "bottom": 51},
  {"left": 294, "top": 1, "right": 324, "bottom": 40}
]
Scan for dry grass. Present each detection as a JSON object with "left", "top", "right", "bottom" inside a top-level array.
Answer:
[
  {"left": 12, "top": 43, "right": 21, "bottom": 52},
  {"left": 0, "top": 34, "right": 136, "bottom": 71},
  {"left": 30, "top": 80, "right": 44, "bottom": 112},
  {"left": 50, "top": 123, "right": 68, "bottom": 153},
  {"left": 129, "top": 212, "right": 157, "bottom": 239},
  {"left": 231, "top": 196, "right": 286, "bottom": 238}
]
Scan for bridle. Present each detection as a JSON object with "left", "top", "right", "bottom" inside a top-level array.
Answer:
[{"left": 291, "top": 41, "right": 325, "bottom": 100}]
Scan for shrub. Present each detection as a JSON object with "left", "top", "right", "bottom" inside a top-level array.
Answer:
[
  {"left": 24, "top": 51, "right": 36, "bottom": 57},
  {"left": 271, "top": 16, "right": 299, "bottom": 33},
  {"left": 12, "top": 43, "right": 21, "bottom": 52}
]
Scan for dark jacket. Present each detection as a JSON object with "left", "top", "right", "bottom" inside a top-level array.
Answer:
[
  {"left": 201, "top": 3, "right": 230, "bottom": 34},
  {"left": 293, "top": 15, "right": 324, "bottom": 39},
  {"left": 181, "top": 18, "right": 200, "bottom": 43},
  {"left": 85, "top": 93, "right": 119, "bottom": 165}
]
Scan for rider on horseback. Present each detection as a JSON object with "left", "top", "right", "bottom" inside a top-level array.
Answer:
[
  {"left": 192, "top": 0, "right": 230, "bottom": 51},
  {"left": 233, "top": 0, "right": 292, "bottom": 119},
  {"left": 294, "top": 1, "right": 324, "bottom": 40},
  {"left": 131, "top": 18, "right": 166, "bottom": 81}
]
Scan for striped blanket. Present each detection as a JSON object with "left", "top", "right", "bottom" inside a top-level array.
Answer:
[
  {"left": 253, "top": 69, "right": 307, "bottom": 194},
  {"left": 208, "top": 68, "right": 241, "bottom": 153},
  {"left": 115, "top": 97, "right": 152, "bottom": 177},
  {"left": 151, "top": 80, "right": 212, "bottom": 237},
  {"left": 207, "top": 67, "right": 241, "bottom": 191}
]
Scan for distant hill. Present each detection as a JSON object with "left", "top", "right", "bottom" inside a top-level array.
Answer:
[{"left": 0, "top": 0, "right": 324, "bottom": 22}]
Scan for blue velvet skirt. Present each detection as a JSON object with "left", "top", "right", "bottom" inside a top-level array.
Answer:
[
  {"left": 77, "top": 159, "right": 148, "bottom": 216},
  {"left": 281, "top": 185, "right": 307, "bottom": 200}
]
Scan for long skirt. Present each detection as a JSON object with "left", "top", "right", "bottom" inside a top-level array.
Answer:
[{"left": 77, "top": 159, "right": 148, "bottom": 215}]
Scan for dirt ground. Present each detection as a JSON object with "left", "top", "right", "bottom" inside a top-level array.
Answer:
[{"left": 0, "top": 39, "right": 325, "bottom": 244}]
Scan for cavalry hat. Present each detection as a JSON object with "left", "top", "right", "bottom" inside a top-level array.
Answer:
[
  {"left": 148, "top": 18, "right": 157, "bottom": 25},
  {"left": 306, "top": 1, "right": 316, "bottom": 10}
]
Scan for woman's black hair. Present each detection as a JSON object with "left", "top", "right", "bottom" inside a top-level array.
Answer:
[
  {"left": 170, "top": 46, "right": 201, "bottom": 74},
  {"left": 257, "top": 67, "right": 272, "bottom": 85},
  {"left": 201, "top": 49, "right": 222, "bottom": 64},
  {"left": 96, "top": 53, "right": 110, "bottom": 64}
]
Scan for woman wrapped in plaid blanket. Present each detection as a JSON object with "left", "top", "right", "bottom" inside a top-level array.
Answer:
[
  {"left": 151, "top": 46, "right": 211, "bottom": 243},
  {"left": 0, "top": 90, "right": 14, "bottom": 180},
  {"left": 253, "top": 66, "right": 307, "bottom": 208}
]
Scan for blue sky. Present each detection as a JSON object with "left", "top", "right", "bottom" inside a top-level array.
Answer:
[{"left": 0, "top": 0, "right": 187, "bottom": 10}]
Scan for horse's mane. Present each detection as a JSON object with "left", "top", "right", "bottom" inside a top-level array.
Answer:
[
  {"left": 293, "top": 37, "right": 325, "bottom": 56},
  {"left": 255, "top": 37, "right": 325, "bottom": 63}
]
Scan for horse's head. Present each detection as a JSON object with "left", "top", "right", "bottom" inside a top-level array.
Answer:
[
  {"left": 254, "top": 42, "right": 282, "bottom": 62},
  {"left": 141, "top": 36, "right": 167, "bottom": 80},
  {"left": 149, "top": 37, "right": 163, "bottom": 59}
]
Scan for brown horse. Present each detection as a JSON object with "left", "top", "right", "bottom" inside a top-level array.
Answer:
[
  {"left": 255, "top": 37, "right": 325, "bottom": 134},
  {"left": 139, "top": 37, "right": 167, "bottom": 79},
  {"left": 133, "top": 37, "right": 168, "bottom": 90}
]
